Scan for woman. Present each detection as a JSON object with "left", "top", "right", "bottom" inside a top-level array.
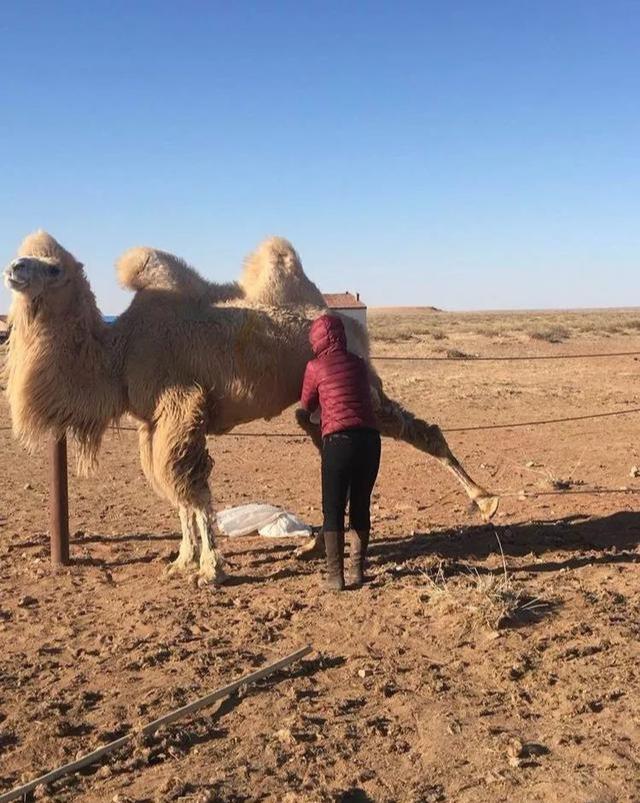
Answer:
[{"left": 300, "top": 314, "right": 381, "bottom": 590}]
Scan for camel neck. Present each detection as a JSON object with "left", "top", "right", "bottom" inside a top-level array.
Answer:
[{"left": 5, "top": 290, "right": 125, "bottom": 471}]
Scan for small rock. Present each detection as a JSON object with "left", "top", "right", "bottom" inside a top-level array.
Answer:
[
  {"left": 18, "top": 595, "right": 38, "bottom": 608},
  {"left": 275, "top": 728, "right": 294, "bottom": 745},
  {"left": 507, "top": 737, "right": 524, "bottom": 767},
  {"left": 507, "top": 736, "right": 549, "bottom": 766},
  {"left": 24, "top": 483, "right": 33, "bottom": 491},
  {"left": 631, "top": 466, "right": 640, "bottom": 478},
  {"left": 358, "top": 668, "right": 372, "bottom": 679},
  {"left": 521, "top": 741, "right": 550, "bottom": 758}
]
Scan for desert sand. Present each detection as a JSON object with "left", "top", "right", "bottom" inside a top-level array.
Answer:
[{"left": 1, "top": 308, "right": 639, "bottom": 802}]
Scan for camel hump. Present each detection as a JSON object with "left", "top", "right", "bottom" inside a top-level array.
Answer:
[
  {"left": 116, "top": 247, "right": 242, "bottom": 304},
  {"left": 17, "top": 230, "right": 81, "bottom": 269},
  {"left": 116, "top": 247, "right": 212, "bottom": 295},
  {"left": 240, "top": 236, "right": 326, "bottom": 308}
]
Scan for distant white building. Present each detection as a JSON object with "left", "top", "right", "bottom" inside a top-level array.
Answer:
[{"left": 323, "top": 292, "right": 367, "bottom": 328}]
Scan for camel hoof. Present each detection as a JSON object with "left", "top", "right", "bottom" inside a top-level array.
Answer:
[
  {"left": 167, "top": 557, "right": 197, "bottom": 575},
  {"left": 197, "top": 563, "right": 228, "bottom": 587},
  {"left": 295, "top": 535, "right": 326, "bottom": 561},
  {"left": 475, "top": 494, "right": 500, "bottom": 521}
]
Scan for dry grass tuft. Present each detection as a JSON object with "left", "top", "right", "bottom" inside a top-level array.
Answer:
[
  {"left": 422, "top": 535, "right": 548, "bottom": 630},
  {"left": 445, "top": 348, "right": 476, "bottom": 360},
  {"left": 523, "top": 460, "right": 585, "bottom": 492},
  {"left": 528, "top": 326, "right": 571, "bottom": 344}
]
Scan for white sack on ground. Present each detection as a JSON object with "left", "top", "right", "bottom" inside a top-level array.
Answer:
[
  {"left": 216, "top": 504, "right": 312, "bottom": 538},
  {"left": 259, "top": 512, "right": 312, "bottom": 538}
]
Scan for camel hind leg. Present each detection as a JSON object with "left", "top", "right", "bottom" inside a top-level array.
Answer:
[
  {"left": 292, "top": 388, "right": 499, "bottom": 561},
  {"left": 375, "top": 392, "right": 499, "bottom": 520}
]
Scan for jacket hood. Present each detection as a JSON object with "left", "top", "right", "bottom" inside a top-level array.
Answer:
[{"left": 309, "top": 314, "right": 347, "bottom": 356}]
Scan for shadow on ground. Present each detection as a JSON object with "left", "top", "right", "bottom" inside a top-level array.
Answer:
[
  {"left": 9, "top": 511, "right": 640, "bottom": 582},
  {"left": 370, "top": 511, "right": 640, "bottom": 575}
]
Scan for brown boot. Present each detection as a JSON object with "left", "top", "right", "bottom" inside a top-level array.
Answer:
[
  {"left": 324, "top": 531, "right": 345, "bottom": 591},
  {"left": 349, "top": 530, "right": 370, "bottom": 587}
]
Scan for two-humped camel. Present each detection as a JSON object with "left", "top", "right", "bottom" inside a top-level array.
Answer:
[{"left": 3, "top": 232, "right": 498, "bottom": 585}]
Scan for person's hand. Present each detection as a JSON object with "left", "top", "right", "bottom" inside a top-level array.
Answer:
[
  {"left": 295, "top": 408, "right": 323, "bottom": 450},
  {"left": 296, "top": 407, "right": 321, "bottom": 426},
  {"left": 295, "top": 407, "right": 311, "bottom": 426}
]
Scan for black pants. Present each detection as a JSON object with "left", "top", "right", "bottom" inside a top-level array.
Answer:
[{"left": 321, "top": 428, "right": 381, "bottom": 532}]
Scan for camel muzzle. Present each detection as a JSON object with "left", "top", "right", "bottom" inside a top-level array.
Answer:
[{"left": 4, "top": 258, "right": 31, "bottom": 291}]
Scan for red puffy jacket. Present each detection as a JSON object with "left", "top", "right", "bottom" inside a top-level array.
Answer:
[{"left": 300, "top": 315, "right": 378, "bottom": 437}]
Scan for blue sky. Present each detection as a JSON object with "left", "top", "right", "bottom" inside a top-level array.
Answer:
[{"left": 1, "top": 1, "right": 638, "bottom": 313}]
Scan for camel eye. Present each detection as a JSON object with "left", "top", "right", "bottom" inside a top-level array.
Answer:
[{"left": 48, "top": 266, "right": 61, "bottom": 277}]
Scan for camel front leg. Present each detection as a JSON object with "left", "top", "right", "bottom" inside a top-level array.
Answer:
[
  {"left": 168, "top": 506, "right": 199, "bottom": 574},
  {"left": 150, "top": 385, "right": 230, "bottom": 584},
  {"left": 194, "top": 506, "right": 228, "bottom": 586},
  {"left": 375, "top": 393, "right": 499, "bottom": 521}
]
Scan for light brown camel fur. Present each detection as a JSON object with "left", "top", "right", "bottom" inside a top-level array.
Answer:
[{"left": 3, "top": 231, "right": 499, "bottom": 585}]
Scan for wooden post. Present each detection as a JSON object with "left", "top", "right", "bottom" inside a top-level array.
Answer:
[{"left": 49, "top": 434, "right": 70, "bottom": 565}]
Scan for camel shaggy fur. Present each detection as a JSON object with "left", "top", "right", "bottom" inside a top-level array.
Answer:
[{"left": 4, "top": 231, "right": 498, "bottom": 585}]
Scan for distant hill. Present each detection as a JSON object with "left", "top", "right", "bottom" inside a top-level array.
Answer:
[{"left": 369, "top": 306, "right": 444, "bottom": 314}]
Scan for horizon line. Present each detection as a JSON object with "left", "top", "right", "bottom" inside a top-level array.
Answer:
[{"left": 4, "top": 304, "right": 640, "bottom": 320}]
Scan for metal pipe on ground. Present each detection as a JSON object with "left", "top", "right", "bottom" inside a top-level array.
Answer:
[{"left": 0, "top": 645, "right": 313, "bottom": 803}]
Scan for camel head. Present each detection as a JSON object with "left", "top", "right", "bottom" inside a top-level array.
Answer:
[{"left": 4, "top": 231, "right": 84, "bottom": 307}]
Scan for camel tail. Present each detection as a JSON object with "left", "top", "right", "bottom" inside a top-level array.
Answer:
[
  {"left": 240, "top": 236, "right": 327, "bottom": 308},
  {"left": 116, "top": 247, "right": 241, "bottom": 302}
]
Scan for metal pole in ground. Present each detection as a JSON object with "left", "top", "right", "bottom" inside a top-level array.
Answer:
[{"left": 49, "top": 434, "right": 70, "bottom": 565}]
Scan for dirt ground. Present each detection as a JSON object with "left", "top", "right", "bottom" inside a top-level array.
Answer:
[{"left": 1, "top": 308, "right": 640, "bottom": 802}]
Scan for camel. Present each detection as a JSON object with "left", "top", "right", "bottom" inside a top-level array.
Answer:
[{"left": 3, "top": 231, "right": 499, "bottom": 585}]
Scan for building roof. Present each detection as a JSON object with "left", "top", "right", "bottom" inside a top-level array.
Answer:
[{"left": 323, "top": 292, "right": 366, "bottom": 310}]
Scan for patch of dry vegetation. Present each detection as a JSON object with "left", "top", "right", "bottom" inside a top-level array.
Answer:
[
  {"left": 445, "top": 348, "right": 476, "bottom": 360},
  {"left": 368, "top": 311, "right": 449, "bottom": 343},
  {"left": 528, "top": 325, "right": 571, "bottom": 344},
  {"left": 422, "top": 538, "right": 549, "bottom": 630},
  {"left": 369, "top": 307, "right": 640, "bottom": 347}
]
